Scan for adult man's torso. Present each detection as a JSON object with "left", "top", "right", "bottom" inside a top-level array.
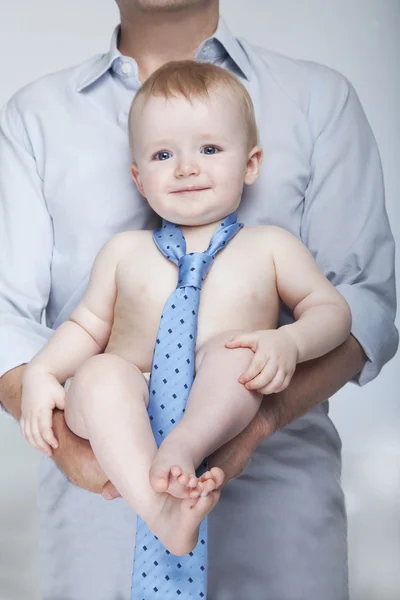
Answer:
[{"left": 6, "top": 22, "right": 352, "bottom": 600}]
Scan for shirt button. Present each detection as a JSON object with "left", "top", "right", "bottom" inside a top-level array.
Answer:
[{"left": 121, "top": 62, "right": 131, "bottom": 74}]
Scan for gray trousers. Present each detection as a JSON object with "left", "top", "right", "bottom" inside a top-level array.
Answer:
[{"left": 38, "top": 403, "right": 348, "bottom": 600}]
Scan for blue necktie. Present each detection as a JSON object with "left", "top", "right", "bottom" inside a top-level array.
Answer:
[{"left": 131, "top": 212, "right": 243, "bottom": 600}]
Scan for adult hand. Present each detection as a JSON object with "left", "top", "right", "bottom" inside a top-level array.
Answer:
[
  {"left": 208, "top": 428, "right": 257, "bottom": 487},
  {"left": 52, "top": 409, "right": 113, "bottom": 495},
  {"left": 208, "top": 403, "right": 270, "bottom": 487}
]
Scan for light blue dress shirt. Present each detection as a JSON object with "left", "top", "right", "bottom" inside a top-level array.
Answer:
[
  {"left": 0, "top": 21, "right": 397, "bottom": 388},
  {"left": 0, "top": 16, "right": 398, "bottom": 600}
]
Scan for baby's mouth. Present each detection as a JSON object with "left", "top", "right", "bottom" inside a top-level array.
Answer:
[{"left": 171, "top": 186, "right": 210, "bottom": 194}]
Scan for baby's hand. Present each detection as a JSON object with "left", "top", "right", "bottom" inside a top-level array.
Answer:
[
  {"left": 225, "top": 329, "right": 299, "bottom": 394},
  {"left": 20, "top": 370, "right": 66, "bottom": 456}
]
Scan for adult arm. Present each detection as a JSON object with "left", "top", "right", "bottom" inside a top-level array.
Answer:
[
  {"left": 0, "top": 99, "right": 54, "bottom": 395},
  {"left": 210, "top": 69, "right": 398, "bottom": 482},
  {"left": 0, "top": 98, "right": 108, "bottom": 494},
  {"left": 300, "top": 68, "right": 398, "bottom": 385}
]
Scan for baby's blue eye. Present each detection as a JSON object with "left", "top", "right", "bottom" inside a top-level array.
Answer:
[
  {"left": 201, "top": 146, "right": 219, "bottom": 155},
  {"left": 154, "top": 151, "right": 171, "bottom": 161}
]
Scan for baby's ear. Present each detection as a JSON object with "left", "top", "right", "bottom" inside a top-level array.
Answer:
[
  {"left": 130, "top": 163, "right": 145, "bottom": 196},
  {"left": 244, "top": 146, "right": 263, "bottom": 185}
]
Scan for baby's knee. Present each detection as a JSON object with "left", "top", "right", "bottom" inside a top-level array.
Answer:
[
  {"left": 64, "top": 355, "right": 126, "bottom": 435},
  {"left": 65, "top": 355, "right": 112, "bottom": 420},
  {"left": 73, "top": 354, "right": 122, "bottom": 391},
  {"left": 73, "top": 354, "right": 147, "bottom": 400}
]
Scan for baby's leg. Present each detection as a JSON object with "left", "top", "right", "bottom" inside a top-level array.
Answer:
[
  {"left": 150, "top": 330, "right": 262, "bottom": 495},
  {"left": 63, "top": 353, "right": 220, "bottom": 555}
]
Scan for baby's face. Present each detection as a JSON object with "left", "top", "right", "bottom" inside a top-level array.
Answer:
[{"left": 130, "top": 88, "right": 258, "bottom": 226}]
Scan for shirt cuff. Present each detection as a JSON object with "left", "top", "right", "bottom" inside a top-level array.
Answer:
[{"left": 336, "top": 283, "right": 399, "bottom": 386}]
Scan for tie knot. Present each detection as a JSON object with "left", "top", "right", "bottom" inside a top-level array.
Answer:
[{"left": 177, "top": 253, "right": 213, "bottom": 289}]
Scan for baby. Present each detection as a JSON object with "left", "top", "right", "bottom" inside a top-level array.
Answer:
[{"left": 20, "top": 61, "right": 351, "bottom": 556}]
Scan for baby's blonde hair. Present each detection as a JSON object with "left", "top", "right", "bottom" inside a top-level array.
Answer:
[{"left": 128, "top": 60, "right": 258, "bottom": 155}]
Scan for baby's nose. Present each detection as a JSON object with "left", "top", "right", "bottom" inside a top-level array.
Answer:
[{"left": 175, "top": 159, "right": 200, "bottom": 178}]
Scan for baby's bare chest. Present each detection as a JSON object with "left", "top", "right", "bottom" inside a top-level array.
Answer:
[{"left": 113, "top": 231, "right": 280, "bottom": 343}]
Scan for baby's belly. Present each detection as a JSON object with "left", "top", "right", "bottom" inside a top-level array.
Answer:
[{"left": 105, "top": 302, "right": 278, "bottom": 372}]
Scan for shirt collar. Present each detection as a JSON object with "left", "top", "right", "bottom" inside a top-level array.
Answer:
[
  {"left": 76, "top": 16, "right": 252, "bottom": 92},
  {"left": 208, "top": 16, "right": 252, "bottom": 81},
  {"left": 76, "top": 27, "right": 121, "bottom": 92}
]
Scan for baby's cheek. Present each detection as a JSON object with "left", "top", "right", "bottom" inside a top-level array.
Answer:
[
  {"left": 219, "top": 159, "right": 245, "bottom": 185},
  {"left": 142, "top": 174, "right": 164, "bottom": 200},
  {"left": 219, "top": 170, "right": 245, "bottom": 200}
]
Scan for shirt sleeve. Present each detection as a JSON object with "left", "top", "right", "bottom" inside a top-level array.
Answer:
[
  {"left": 0, "top": 98, "right": 55, "bottom": 413},
  {"left": 301, "top": 67, "right": 398, "bottom": 386}
]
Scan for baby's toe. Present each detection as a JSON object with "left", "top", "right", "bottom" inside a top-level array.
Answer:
[
  {"left": 189, "top": 487, "right": 201, "bottom": 498},
  {"left": 187, "top": 475, "right": 198, "bottom": 488},
  {"left": 202, "top": 478, "right": 220, "bottom": 495},
  {"left": 209, "top": 467, "right": 225, "bottom": 488},
  {"left": 178, "top": 473, "right": 190, "bottom": 486},
  {"left": 170, "top": 465, "right": 183, "bottom": 478}
]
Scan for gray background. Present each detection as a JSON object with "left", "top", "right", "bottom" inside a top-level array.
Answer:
[{"left": 0, "top": 0, "right": 399, "bottom": 598}]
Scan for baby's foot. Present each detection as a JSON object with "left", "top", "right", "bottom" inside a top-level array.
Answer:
[
  {"left": 150, "top": 439, "right": 202, "bottom": 498},
  {"left": 163, "top": 466, "right": 225, "bottom": 498},
  {"left": 168, "top": 465, "right": 203, "bottom": 498},
  {"left": 147, "top": 488, "right": 221, "bottom": 556}
]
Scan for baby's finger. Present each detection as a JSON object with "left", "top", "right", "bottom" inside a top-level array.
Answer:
[
  {"left": 31, "top": 417, "right": 52, "bottom": 456},
  {"left": 245, "top": 362, "right": 279, "bottom": 391},
  {"left": 225, "top": 333, "right": 256, "bottom": 351},
  {"left": 273, "top": 373, "right": 293, "bottom": 394},
  {"left": 23, "top": 419, "right": 35, "bottom": 448},
  {"left": 19, "top": 417, "right": 26, "bottom": 439},
  {"left": 258, "top": 369, "right": 287, "bottom": 395},
  {"left": 40, "top": 410, "right": 58, "bottom": 450},
  {"left": 239, "top": 353, "right": 267, "bottom": 384}
]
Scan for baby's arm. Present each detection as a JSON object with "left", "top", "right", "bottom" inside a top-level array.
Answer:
[
  {"left": 20, "top": 235, "right": 121, "bottom": 454},
  {"left": 226, "top": 226, "right": 351, "bottom": 394},
  {"left": 269, "top": 226, "right": 352, "bottom": 361}
]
